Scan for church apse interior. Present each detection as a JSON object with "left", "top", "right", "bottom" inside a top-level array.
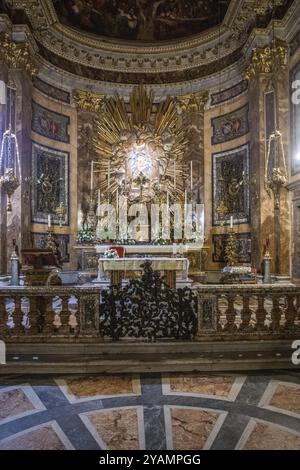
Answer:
[{"left": 0, "top": 0, "right": 300, "bottom": 452}]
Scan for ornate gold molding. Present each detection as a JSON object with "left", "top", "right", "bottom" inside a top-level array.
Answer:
[
  {"left": 229, "top": 0, "right": 285, "bottom": 40},
  {"left": 73, "top": 89, "right": 106, "bottom": 112},
  {"left": 177, "top": 91, "right": 209, "bottom": 113},
  {"left": 244, "top": 39, "right": 288, "bottom": 81},
  {"left": 0, "top": 33, "right": 38, "bottom": 76}
]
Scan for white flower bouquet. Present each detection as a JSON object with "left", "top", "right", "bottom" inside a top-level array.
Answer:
[{"left": 103, "top": 248, "right": 119, "bottom": 259}]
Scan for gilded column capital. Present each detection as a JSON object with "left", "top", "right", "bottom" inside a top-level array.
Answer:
[
  {"left": 177, "top": 91, "right": 209, "bottom": 113},
  {"left": 73, "top": 89, "right": 106, "bottom": 112},
  {"left": 244, "top": 39, "right": 288, "bottom": 81},
  {"left": 0, "top": 33, "right": 38, "bottom": 76}
]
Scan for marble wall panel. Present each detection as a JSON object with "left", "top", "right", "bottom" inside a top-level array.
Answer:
[
  {"left": 211, "top": 104, "right": 249, "bottom": 145},
  {"left": 31, "top": 142, "right": 69, "bottom": 226},
  {"left": 32, "top": 101, "right": 70, "bottom": 143},
  {"left": 211, "top": 80, "right": 248, "bottom": 106},
  {"left": 212, "top": 143, "right": 250, "bottom": 226}
]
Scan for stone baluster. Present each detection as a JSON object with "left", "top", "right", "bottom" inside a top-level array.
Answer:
[
  {"left": 271, "top": 295, "right": 281, "bottom": 331},
  {"left": 68, "top": 298, "right": 79, "bottom": 335},
  {"left": 28, "top": 296, "right": 39, "bottom": 335},
  {"left": 42, "top": 296, "right": 53, "bottom": 334},
  {"left": 240, "top": 295, "right": 251, "bottom": 331},
  {"left": 0, "top": 297, "right": 7, "bottom": 336},
  {"left": 256, "top": 295, "right": 266, "bottom": 330},
  {"left": 13, "top": 297, "right": 23, "bottom": 335},
  {"left": 59, "top": 296, "right": 70, "bottom": 334},
  {"left": 224, "top": 294, "right": 236, "bottom": 331},
  {"left": 285, "top": 293, "right": 296, "bottom": 329}
]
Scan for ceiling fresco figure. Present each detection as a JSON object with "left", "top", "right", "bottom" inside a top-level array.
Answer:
[{"left": 53, "top": 0, "right": 230, "bottom": 41}]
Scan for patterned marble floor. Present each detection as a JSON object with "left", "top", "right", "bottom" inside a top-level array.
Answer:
[{"left": 0, "top": 371, "right": 300, "bottom": 450}]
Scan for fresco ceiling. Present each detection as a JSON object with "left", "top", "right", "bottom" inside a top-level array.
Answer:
[{"left": 52, "top": 0, "right": 231, "bottom": 42}]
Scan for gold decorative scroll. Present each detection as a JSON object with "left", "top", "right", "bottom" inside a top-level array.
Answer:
[
  {"left": 177, "top": 91, "right": 209, "bottom": 113},
  {"left": 244, "top": 39, "right": 288, "bottom": 81},
  {"left": 0, "top": 33, "right": 38, "bottom": 76},
  {"left": 93, "top": 84, "right": 188, "bottom": 204},
  {"left": 73, "top": 89, "right": 105, "bottom": 112}
]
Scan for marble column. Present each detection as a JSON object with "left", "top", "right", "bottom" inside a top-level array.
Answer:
[
  {"left": 5, "top": 69, "right": 32, "bottom": 270},
  {"left": 0, "top": 62, "right": 8, "bottom": 274},
  {"left": 248, "top": 68, "right": 290, "bottom": 276}
]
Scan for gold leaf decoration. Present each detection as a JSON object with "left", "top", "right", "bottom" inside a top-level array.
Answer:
[
  {"left": 93, "top": 85, "right": 189, "bottom": 204},
  {"left": 73, "top": 89, "right": 105, "bottom": 112},
  {"left": 0, "top": 33, "right": 38, "bottom": 76}
]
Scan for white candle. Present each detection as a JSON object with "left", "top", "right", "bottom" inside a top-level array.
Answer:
[
  {"left": 116, "top": 188, "right": 119, "bottom": 215},
  {"left": 48, "top": 214, "right": 51, "bottom": 229},
  {"left": 97, "top": 189, "right": 101, "bottom": 216},
  {"left": 90, "top": 161, "right": 94, "bottom": 191},
  {"left": 108, "top": 162, "right": 110, "bottom": 193},
  {"left": 230, "top": 216, "right": 233, "bottom": 229},
  {"left": 174, "top": 161, "right": 176, "bottom": 189},
  {"left": 190, "top": 161, "right": 193, "bottom": 191}
]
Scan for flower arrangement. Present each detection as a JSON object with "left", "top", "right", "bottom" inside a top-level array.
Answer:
[
  {"left": 103, "top": 248, "right": 119, "bottom": 259},
  {"left": 113, "top": 237, "right": 136, "bottom": 245},
  {"left": 76, "top": 228, "right": 95, "bottom": 244},
  {"left": 151, "top": 237, "right": 169, "bottom": 245}
]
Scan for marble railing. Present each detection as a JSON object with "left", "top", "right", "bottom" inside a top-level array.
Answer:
[{"left": 0, "top": 284, "right": 299, "bottom": 342}]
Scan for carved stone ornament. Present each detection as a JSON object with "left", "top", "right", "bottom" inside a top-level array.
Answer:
[
  {"left": 73, "top": 89, "right": 105, "bottom": 113},
  {"left": 0, "top": 33, "right": 38, "bottom": 76},
  {"left": 177, "top": 91, "right": 209, "bottom": 113},
  {"left": 244, "top": 39, "right": 288, "bottom": 81}
]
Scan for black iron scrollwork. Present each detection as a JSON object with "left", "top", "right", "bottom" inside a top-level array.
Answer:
[{"left": 100, "top": 261, "right": 197, "bottom": 341}]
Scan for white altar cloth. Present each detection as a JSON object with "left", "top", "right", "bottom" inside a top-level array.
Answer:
[
  {"left": 95, "top": 244, "right": 200, "bottom": 254},
  {"left": 97, "top": 257, "right": 189, "bottom": 282}
]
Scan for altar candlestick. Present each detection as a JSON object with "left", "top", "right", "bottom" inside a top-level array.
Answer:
[
  {"left": 90, "top": 161, "right": 94, "bottom": 192},
  {"left": 174, "top": 161, "right": 176, "bottom": 189},
  {"left": 184, "top": 189, "right": 187, "bottom": 232},
  {"left": 230, "top": 216, "right": 233, "bottom": 229},
  {"left": 190, "top": 161, "right": 193, "bottom": 191},
  {"left": 108, "top": 162, "right": 110, "bottom": 193},
  {"left": 48, "top": 214, "right": 51, "bottom": 229},
  {"left": 97, "top": 189, "right": 101, "bottom": 215}
]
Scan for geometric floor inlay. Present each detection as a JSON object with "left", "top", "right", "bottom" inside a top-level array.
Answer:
[
  {"left": 0, "top": 385, "right": 46, "bottom": 425},
  {"left": 56, "top": 375, "right": 141, "bottom": 403},
  {"left": 163, "top": 374, "right": 246, "bottom": 401},
  {"left": 0, "top": 372, "right": 300, "bottom": 450},
  {"left": 0, "top": 421, "right": 74, "bottom": 450},
  {"left": 259, "top": 381, "right": 300, "bottom": 419},
  {"left": 236, "top": 419, "right": 300, "bottom": 450},
  {"left": 165, "top": 406, "right": 227, "bottom": 450},
  {"left": 80, "top": 407, "right": 145, "bottom": 450}
]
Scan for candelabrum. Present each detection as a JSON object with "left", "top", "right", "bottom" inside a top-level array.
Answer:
[
  {"left": 55, "top": 202, "right": 66, "bottom": 227},
  {"left": 86, "top": 193, "right": 97, "bottom": 233},
  {"left": 265, "top": 129, "right": 288, "bottom": 209},
  {"left": 225, "top": 228, "right": 238, "bottom": 267},
  {"left": 0, "top": 128, "right": 21, "bottom": 212}
]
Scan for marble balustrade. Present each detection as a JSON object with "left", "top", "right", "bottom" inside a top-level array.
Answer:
[{"left": 0, "top": 285, "right": 299, "bottom": 342}]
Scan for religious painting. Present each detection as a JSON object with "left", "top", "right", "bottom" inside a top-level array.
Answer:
[
  {"left": 32, "top": 101, "right": 70, "bottom": 143},
  {"left": 53, "top": 0, "right": 230, "bottom": 42},
  {"left": 33, "top": 77, "right": 71, "bottom": 104},
  {"left": 291, "top": 61, "right": 300, "bottom": 174},
  {"left": 31, "top": 142, "right": 69, "bottom": 225},
  {"left": 32, "top": 233, "right": 70, "bottom": 263},
  {"left": 211, "top": 80, "right": 248, "bottom": 106},
  {"left": 211, "top": 104, "right": 249, "bottom": 145},
  {"left": 212, "top": 233, "right": 251, "bottom": 263},
  {"left": 212, "top": 144, "right": 250, "bottom": 226}
]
